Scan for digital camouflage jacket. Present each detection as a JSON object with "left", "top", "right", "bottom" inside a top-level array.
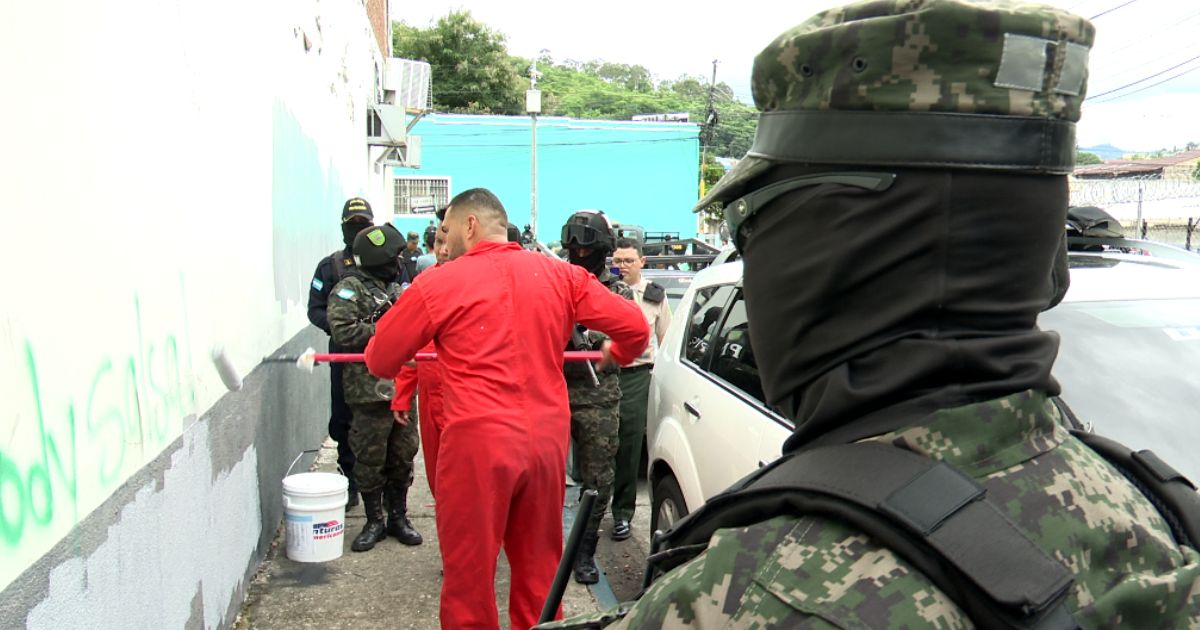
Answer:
[
  {"left": 540, "top": 391, "right": 1200, "bottom": 628},
  {"left": 565, "top": 268, "right": 635, "bottom": 406},
  {"left": 327, "top": 272, "right": 402, "bottom": 405}
]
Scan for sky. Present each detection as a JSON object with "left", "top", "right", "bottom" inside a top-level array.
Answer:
[{"left": 390, "top": 0, "right": 1200, "bottom": 154}]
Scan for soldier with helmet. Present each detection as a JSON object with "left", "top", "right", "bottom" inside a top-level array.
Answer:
[
  {"left": 539, "top": 0, "right": 1200, "bottom": 627},
  {"left": 328, "top": 223, "right": 423, "bottom": 552},
  {"left": 561, "top": 209, "right": 636, "bottom": 584},
  {"left": 306, "top": 197, "right": 375, "bottom": 509}
]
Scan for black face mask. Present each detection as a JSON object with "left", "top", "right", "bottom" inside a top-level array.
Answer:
[
  {"left": 738, "top": 166, "right": 1066, "bottom": 452},
  {"left": 363, "top": 261, "right": 401, "bottom": 284},
  {"left": 568, "top": 247, "right": 608, "bottom": 277},
  {"left": 342, "top": 224, "right": 365, "bottom": 249}
]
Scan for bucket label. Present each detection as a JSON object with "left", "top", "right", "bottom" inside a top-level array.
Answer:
[
  {"left": 313, "top": 520, "right": 344, "bottom": 540},
  {"left": 286, "top": 513, "right": 313, "bottom": 522}
]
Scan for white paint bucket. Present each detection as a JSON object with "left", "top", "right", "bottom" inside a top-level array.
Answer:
[{"left": 283, "top": 472, "right": 349, "bottom": 563}]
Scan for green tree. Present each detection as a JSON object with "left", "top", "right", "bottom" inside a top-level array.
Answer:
[
  {"left": 391, "top": 13, "right": 761, "bottom": 157},
  {"left": 392, "top": 11, "right": 523, "bottom": 114},
  {"left": 1075, "top": 150, "right": 1102, "bottom": 165},
  {"left": 701, "top": 152, "right": 724, "bottom": 191}
]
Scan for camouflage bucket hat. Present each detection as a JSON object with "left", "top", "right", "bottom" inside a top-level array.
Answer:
[{"left": 695, "top": 0, "right": 1095, "bottom": 213}]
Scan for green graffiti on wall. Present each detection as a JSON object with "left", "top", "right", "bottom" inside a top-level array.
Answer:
[{"left": 0, "top": 295, "right": 196, "bottom": 548}]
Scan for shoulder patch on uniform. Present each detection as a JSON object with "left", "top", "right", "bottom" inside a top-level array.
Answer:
[
  {"left": 644, "top": 281, "right": 666, "bottom": 303},
  {"left": 311, "top": 278, "right": 324, "bottom": 291},
  {"left": 336, "top": 287, "right": 356, "bottom": 300}
]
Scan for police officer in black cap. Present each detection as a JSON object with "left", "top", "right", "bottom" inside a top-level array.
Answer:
[{"left": 307, "top": 197, "right": 374, "bottom": 508}]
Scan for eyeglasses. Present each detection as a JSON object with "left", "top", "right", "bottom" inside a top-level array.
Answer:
[{"left": 612, "top": 257, "right": 640, "bottom": 265}]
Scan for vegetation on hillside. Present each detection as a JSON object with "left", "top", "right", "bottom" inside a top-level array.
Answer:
[{"left": 392, "top": 11, "right": 757, "bottom": 159}]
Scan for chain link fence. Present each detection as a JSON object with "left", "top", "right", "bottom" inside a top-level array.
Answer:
[{"left": 1070, "top": 175, "right": 1200, "bottom": 250}]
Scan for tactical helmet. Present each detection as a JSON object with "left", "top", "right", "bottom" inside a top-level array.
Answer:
[
  {"left": 352, "top": 224, "right": 403, "bottom": 267},
  {"left": 342, "top": 197, "right": 373, "bottom": 224},
  {"left": 698, "top": 0, "right": 1095, "bottom": 218},
  {"left": 561, "top": 210, "right": 615, "bottom": 252}
]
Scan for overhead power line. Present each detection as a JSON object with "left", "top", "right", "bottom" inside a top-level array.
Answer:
[
  {"left": 1086, "top": 53, "right": 1200, "bottom": 100},
  {"left": 1089, "top": 0, "right": 1139, "bottom": 20},
  {"left": 1088, "top": 62, "right": 1200, "bottom": 103}
]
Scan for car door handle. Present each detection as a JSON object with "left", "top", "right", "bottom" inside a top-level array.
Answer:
[{"left": 684, "top": 400, "right": 701, "bottom": 418}]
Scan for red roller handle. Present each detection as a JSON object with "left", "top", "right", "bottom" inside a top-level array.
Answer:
[{"left": 311, "top": 351, "right": 604, "bottom": 363}]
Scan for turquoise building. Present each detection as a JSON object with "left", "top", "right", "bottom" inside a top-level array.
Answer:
[{"left": 390, "top": 113, "right": 701, "bottom": 241}]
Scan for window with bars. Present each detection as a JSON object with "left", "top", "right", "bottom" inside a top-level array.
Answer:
[{"left": 393, "top": 177, "right": 450, "bottom": 216}]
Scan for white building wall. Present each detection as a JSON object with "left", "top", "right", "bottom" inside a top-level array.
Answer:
[{"left": 0, "top": 0, "right": 388, "bottom": 624}]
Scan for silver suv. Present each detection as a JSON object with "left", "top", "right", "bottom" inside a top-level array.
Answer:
[{"left": 647, "top": 248, "right": 1200, "bottom": 533}]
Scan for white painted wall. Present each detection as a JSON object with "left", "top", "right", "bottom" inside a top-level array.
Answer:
[{"left": 0, "top": 0, "right": 387, "bottom": 595}]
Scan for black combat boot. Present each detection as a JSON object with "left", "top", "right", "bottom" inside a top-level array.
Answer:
[
  {"left": 572, "top": 532, "right": 601, "bottom": 584},
  {"left": 345, "top": 476, "right": 360, "bottom": 510},
  {"left": 350, "top": 490, "right": 388, "bottom": 552},
  {"left": 385, "top": 484, "right": 423, "bottom": 546}
]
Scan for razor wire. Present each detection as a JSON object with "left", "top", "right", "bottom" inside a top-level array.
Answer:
[{"left": 1069, "top": 174, "right": 1200, "bottom": 250}]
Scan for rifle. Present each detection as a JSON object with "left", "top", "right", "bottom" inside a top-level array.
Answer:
[
  {"left": 539, "top": 489, "right": 599, "bottom": 624},
  {"left": 570, "top": 325, "right": 601, "bottom": 387}
]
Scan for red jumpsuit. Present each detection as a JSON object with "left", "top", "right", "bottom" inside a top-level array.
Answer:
[
  {"left": 392, "top": 338, "right": 444, "bottom": 497},
  {"left": 366, "top": 240, "right": 648, "bottom": 630}
]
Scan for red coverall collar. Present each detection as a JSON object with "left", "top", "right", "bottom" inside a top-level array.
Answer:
[{"left": 462, "top": 239, "right": 521, "bottom": 257}]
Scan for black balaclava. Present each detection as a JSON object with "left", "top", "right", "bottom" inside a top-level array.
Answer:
[
  {"left": 362, "top": 261, "right": 401, "bottom": 284},
  {"left": 342, "top": 223, "right": 366, "bottom": 251},
  {"left": 568, "top": 247, "right": 609, "bottom": 277},
  {"left": 737, "top": 165, "right": 1066, "bottom": 453}
]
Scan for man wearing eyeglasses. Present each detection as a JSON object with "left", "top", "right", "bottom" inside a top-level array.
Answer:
[{"left": 610, "top": 238, "right": 672, "bottom": 543}]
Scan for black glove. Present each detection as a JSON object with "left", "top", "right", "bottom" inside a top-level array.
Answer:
[{"left": 370, "top": 300, "right": 394, "bottom": 323}]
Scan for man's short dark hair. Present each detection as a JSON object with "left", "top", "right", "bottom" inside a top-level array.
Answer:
[
  {"left": 446, "top": 188, "right": 508, "bottom": 225},
  {"left": 614, "top": 238, "right": 643, "bottom": 255},
  {"left": 507, "top": 223, "right": 522, "bottom": 243}
]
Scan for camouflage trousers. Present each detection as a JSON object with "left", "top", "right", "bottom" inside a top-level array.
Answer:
[
  {"left": 569, "top": 381, "right": 621, "bottom": 535},
  {"left": 348, "top": 401, "right": 419, "bottom": 495}
]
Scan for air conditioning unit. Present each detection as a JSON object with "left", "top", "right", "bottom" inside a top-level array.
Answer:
[
  {"left": 384, "top": 58, "right": 432, "bottom": 113},
  {"left": 367, "top": 104, "right": 407, "bottom": 147}
]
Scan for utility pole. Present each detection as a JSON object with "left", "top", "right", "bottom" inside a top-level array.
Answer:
[
  {"left": 1136, "top": 178, "right": 1144, "bottom": 238},
  {"left": 527, "top": 52, "right": 545, "bottom": 240},
  {"left": 700, "top": 59, "right": 719, "bottom": 198}
]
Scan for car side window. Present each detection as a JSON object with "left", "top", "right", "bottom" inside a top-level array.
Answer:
[
  {"left": 682, "top": 284, "right": 736, "bottom": 369},
  {"left": 709, "top": 292, "right": 765, "bottom": 403}
]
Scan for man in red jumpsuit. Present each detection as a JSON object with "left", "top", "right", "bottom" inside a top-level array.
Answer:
[
  {"left": 366, "top": 188, "right": 649, "bottom": 630},
  {"left": 391, "top": 223, "right": 450, "bottom": 497}
]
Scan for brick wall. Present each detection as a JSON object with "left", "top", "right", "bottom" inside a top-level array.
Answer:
[{"left": 367, "top": 0, "right": 389, "bottom": 57}]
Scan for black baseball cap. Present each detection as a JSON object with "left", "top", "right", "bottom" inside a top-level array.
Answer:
[{"left": 341, "top": 197, "right": 373, "bottom": 224}]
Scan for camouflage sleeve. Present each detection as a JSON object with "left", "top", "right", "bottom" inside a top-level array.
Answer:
[
  {"left": 541, "top": 514, "right": 959, "bottom": 629},
  {"left": 328, "top": 278, "right": 376, "bottom": 350}
]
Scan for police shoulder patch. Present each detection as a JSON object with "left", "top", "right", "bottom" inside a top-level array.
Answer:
[
  {"left": 311, "top": 278, "right": 324, "bottom": 291},
  {"left": 336, "top": 287, "right": 356, "bottom": 300}
]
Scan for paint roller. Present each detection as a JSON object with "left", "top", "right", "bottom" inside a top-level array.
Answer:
[
  {"left": 211, "top": 346, "right": 606, "bottom": 391},
  {"left": 211, "top": 345, "right": 243, "bottom": 391}
]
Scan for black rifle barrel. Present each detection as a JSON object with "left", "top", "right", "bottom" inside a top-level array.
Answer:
[{"left": 539, "top": 489, "right": 599, "bottom": 623}]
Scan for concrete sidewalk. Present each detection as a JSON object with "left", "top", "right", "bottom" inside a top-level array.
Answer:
[{"left": 234, "top": 439, "right": 653, "bottom": 629}]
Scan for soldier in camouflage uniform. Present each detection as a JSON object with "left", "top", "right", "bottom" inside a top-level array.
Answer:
[
  {"left": 328, "top": 223, "right": 423, "bottom": 552},
  {"left": 540, "top": 0, "right": 1200, "bottom": 627},
  {"left": 562, "top": 209, "right": 636, "bottom": 585}
]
